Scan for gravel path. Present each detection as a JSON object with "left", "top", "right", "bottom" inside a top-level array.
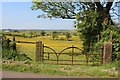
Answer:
[{"left": 2, "top": 71, "right": 81, "bottom": 78}]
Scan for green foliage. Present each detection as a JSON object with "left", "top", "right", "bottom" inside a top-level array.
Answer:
[
  {"left": 75, "top": 9, "right": 120, "bottom": 61},
  {"left": 2, "top": 49, "right": 32, "bottom": 61},
  {"left": 94, "top": 25, "right": 120, "bottom": 60},
  {"left": 40, "top": 31, "right": 46, "bottom": 36},
  {"left": 111, "top": 27, "right": 120, "bottom": 60},
  {"left": 29, "top": 31, "right": 34, "bottom": 37},
  {"left": 31, "top": 2, "right": 78, "bottom": 19},
  {"left": 113, "top": 40, "right": 120, "bottom": 60},
  {"left": 73, "top": 32, "right": 78, "bottom": 36},
  {"left": 22, "top": 33, "right": 26, "bottom": 38},
  {"left": 52, "top": 31, "right": 58, "bottom": 40},
  {"left": 75, "top": 10, "right": 101, "bottom": 52},
  {"left": 3, "top": 32, "right": 33, "bottom": 38},
  {"left": 65, "top": 32, "right": 72, "bottom": 41},
  {"left": 2, "top": 49, "right": 16, "bottom": 60},
  {"left": 2, "top": 35, "right": 32, "bottom": 61}
]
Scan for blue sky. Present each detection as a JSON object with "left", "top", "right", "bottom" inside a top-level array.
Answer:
[
  {"left": 1, "top": 1, "right": 119, "bottom": 30},
  {"left": 2, "top": 2, "right": 75, "bottom": 30}
]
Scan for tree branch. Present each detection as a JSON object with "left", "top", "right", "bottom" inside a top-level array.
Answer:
[
  {"left": 95, "top": 2, "right": 103, "bottom": 11},
  {"left": 106, "top": 2, "right": 113, "bottom": 11}
]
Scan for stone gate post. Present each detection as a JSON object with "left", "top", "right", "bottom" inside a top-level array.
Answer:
[
  {"left": 36, "top": 40, "right": 43, "bottom": 62},
  {"left": 102, "top": 42, "right": 112, "bottom": 64}
]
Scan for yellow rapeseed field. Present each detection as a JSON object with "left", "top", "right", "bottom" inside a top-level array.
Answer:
[{"left": 6, "top": 35, "right": 83, "bottom": 60}]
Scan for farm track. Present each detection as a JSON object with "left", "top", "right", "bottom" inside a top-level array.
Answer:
[{"left": 2, "top": 71, "right": 81, "bottom": 78}]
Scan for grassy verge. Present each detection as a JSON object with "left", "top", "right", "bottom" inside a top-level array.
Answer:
[{"left": 2, "top": 60, "right": 118, "bottom": 78}]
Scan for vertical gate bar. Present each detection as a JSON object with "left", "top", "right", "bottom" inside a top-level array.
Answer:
[
  {"left": 101, "top": 47, "right": 103, "bottom": 64},
  {"left": 86, "top": 54, "right": 88, "bottom": 66},
  {"left": 101, "top": 52, "right": 103, "bottom": 64},
  {"left": 72, "top": 45, "right": 74, "bottom": 65},
  {"left": 48, "top": 53, "right": 50, "bottom": 60},
  {"left": 39, "top": 41, "right": 42, "bottom": 62},
  {"left": 41, "top": 44, "right": 44, "bottom": 63},
  {"left": 57, "top": 55, "right": 59, "bottom": 65},
  {"left": 43, "top": 44, "right": 44, "bottom": 60}
]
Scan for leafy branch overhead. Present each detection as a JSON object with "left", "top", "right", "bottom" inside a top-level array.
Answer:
[{"left": 31, "top": 1, "right": 119, "bottom": 21}]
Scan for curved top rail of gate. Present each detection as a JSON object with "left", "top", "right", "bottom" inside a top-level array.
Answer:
[
  {"left": 43, "top": 46, "right": 57, "bottom": 56},
  {"left": 59, "top": 46, "right": 83, "bottom": 56}
]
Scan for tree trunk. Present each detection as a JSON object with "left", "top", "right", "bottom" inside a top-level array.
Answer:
[{"left": 95, "top": 2, "right": 114, "bottom": 27}]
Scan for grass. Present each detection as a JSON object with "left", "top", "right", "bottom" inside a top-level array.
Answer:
[{"left": 2, "top": 60, "right": 118, "bottom": 78}]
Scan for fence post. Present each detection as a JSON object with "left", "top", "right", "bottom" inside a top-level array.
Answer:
[
  {"left": 36, "top": 40, "right": 43, "bottom": 62},
  {"left": 48, "top": 53, "right": 50, "bottom": 60},
  {"left": 12, "top": 36, "right": 16, "bottom": 51},
  {"left": 102, "top": 42, "right": 112, "bottom": 64},
  {"left": 6, "top": 38, "right": 11, "bottom": 49},
  {"left": 86, "top": 54, "right": 89, "bottom": 66},
  {"left": 72, "top": 45, "right": 74, "bottom": 65},
  {"left": 57, "top": 55, "right": 59, "bottom": 65},
  {"left": 41, "top": 44, "right": 44, "bottom": 63}
]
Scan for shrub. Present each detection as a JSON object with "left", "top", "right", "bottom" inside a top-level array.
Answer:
[
  {"left": 52, "top": 31, "right": 58, "bottom": 40},
  {"left": 40, "top": 31, "right": 46, "bottom": 36},
  {"left": 2, "top": 49, "right": 32, "bottom": 61},
  {"left": 94, "top": 25, "right": 120, "bottom": 61},
  {"left": 65, "top": 32, "right": 72, "bottom": 41}
]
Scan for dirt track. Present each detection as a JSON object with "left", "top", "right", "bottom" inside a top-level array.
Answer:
[{"left": 2, "top": 71, "right": 81, "bottom": 78}]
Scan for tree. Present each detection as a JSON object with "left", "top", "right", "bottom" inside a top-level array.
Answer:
[
  {"left": 29, "top": 31, "right": 34, "bottom": 38},
  {"left": 52, "top": 31, "right": 58, "bottom": 40},
  {"left": 22, "top": 33, "right": 26, "bottom": 38},
  {"left": 65, "top": 32, "right": 72, "bottom": 41},
  {"left": 41, "top": 31, "right": 46, "bottom": 36},
  {"left": 31, "top": 0, "right": 119, "bottom": 52}
]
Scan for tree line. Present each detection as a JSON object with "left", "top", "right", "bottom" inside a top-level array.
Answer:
[{"left": 2, "top": 30, "right": 77, "bottom": 41}]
